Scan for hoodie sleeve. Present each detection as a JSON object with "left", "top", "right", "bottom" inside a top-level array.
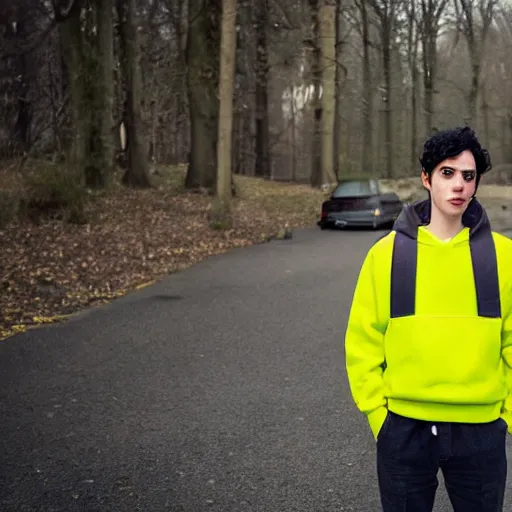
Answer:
[
  {"left": 500, "top": 281, "right": 512, "bottom": 434},
  {"left": 345, "top": 247, "right": 388, "bottom": 439}
]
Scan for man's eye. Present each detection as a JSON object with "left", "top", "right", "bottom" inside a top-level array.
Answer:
[
  {"left": 463, "top": 172, "right": 476, "bottom": 181},
  {"left": 441, "top": 169, "right": 453, "bottom": 176}
]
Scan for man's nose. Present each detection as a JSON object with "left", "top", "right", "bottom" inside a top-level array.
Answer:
[{"left": 452, "top": 174, "right": 464, "bottom": 190}]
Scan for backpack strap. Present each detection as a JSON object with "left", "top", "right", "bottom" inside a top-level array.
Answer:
[{"left": 390, "top": 231, "right": 501, "bottom": 318}]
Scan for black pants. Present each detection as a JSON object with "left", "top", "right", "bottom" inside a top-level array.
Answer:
[{"left": 377, "top": 411, "right": 508, "bottom": 512}]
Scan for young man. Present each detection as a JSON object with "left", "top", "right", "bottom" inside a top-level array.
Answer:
[{"left": 345, "top": 126, "right": 512, "bottom": 511}]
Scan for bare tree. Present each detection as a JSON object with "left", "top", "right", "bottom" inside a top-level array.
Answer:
[
  {"left": 419, "top": 0, "right": 449, "bottom": 135},
  {"left": 185, "top": 0, "right": 221, "bottom": 192},
  {"left": 97, "top": 0, "right": 115, "bottom": 179},
  {"left": 368, "top": 0, "right": 403, "bottom": 178},
  {"left": 254, "top": 0, "right": 270, "bottom": 178},
  {"left": 454, "top": 0, "right": 498, "bottom": 125},
  {"left": 56, "top": 0, "right": 87, "bottom": 168},
  {"left": 334, "top": 0, "right": 349, "bottom": 179},
  {"left": 165, "top": 0, "right": 188, "bottom": 163},
  {"left": 52, "top": 0, "right": 116, "bottom": 187},
  {"left": 308, "top": 0, "right": 337, "bottom": 186},
  {"left": 354, "top": 0, "right": 374, "bottom": 174},
  {"left": 6, "top": 0, "right": 512, "bottom": 192},
  {"left": 404, "top": 0, "right": 421, "bottom": 166},
  {"left": 319, "top": 0, "right": 338, "bottom": 185},
  {"left": 309, "top": 0, "right": 322, "bottom": 186},
  {"left": 214, "top": 0, "right": 237, "bottom": 227},
  {"left": 117, "top": 0, "right": 151, "bottom": 187},
  {"left": 0, "top": 3, "right": 36, "bottom": 156},
  {"left": 493, "top": 7, "right": 512, "bottom": 157}
]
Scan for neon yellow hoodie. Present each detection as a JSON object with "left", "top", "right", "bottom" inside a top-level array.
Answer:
[{"left": 345, "top": 198, "right": 512, "bottom": 439}]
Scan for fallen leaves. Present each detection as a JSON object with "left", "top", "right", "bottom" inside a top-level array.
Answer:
[{"left": 0, "top": 170, "right": 325, "bottom": 340}]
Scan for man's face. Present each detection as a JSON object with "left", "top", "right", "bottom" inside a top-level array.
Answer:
[{"left": 421, "top": 150, "right": 477, "bottom": 219}]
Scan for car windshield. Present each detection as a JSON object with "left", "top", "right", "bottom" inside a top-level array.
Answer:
[{"left": 331, "top": 181, "right": 379, "bottom": 198}]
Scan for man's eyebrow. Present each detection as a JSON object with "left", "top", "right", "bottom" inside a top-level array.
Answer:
[{"left": 440, "top": 166, "right": 476, "bottom": 172}]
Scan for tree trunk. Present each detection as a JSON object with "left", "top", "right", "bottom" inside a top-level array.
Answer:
[
  {"left": 254, "top": 0, "right": 270, "bottom": 178},
  {"left": 407, "top": 1, "right": 419, "bottom": 170},
  {"left": 411, "top": 64, "right": 419, "bottom": 169},
  {"left": 481, "top": 83, "right": 490, "bottom": 149},
  {"left": 85, "top": 0, "right": 115, "bottom": 188},
  {"left": 333, "top": 0, "right": 344, "bottom": 180},
  {"left": 185, "top": 0, "right": 221, "bottom": 192},
  {"left": 173, "top": 0, "right": 188, "bottom": 164},
  {"left": 58, "top": 0, "right": 115, "bottom": 187},
  {"left": 419, "top": 0, "right": 450, "bottom": 137},
  {"left": 58, "top": 2, "right": 87, "bottom": 172},
  {"left": 454, "top": 0, "right": 496, "bottom": 128},
  {"left": 319, "top": 0, "right": 337, "bottom": 186},
  {"left": 118, "top": 0, "right": 151, "bottom": 188},
  {"left": 309, "top": 0, "right": 322, "bottom": 187},
  {"left": 467, "top": 59, "right": 480, "bottom": 125},
  {"left": 422, "top": 32, "right": 436, "bottom": 135},
  {"left": 8, "top": 12, "right": 33, "bottom": 155},
  {"left": 233, "top": 0, "right": 250, "bottom": 176},
  {"left": 382, "top": 24, "right": 393, "bottom": 178},
  {"left": 360, "top": 1, "right": 373, "bottom": 175},
  {"left": 213, "top": 0, "right": 237, "bottom": 228},
  {"left": 97, "top": 0, "right": 115, "bottom": 180},
  {"left": 291, "top": 96, "right": 297, "bottom": 181}
]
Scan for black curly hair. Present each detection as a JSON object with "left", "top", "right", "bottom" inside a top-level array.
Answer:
[{"left": 419, "top": 126, "right": 492, "bottom": 177}]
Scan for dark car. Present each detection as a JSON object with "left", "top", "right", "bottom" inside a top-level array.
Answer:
[{"left": 318, "top": 179, "right": 404, "bottom": 230}]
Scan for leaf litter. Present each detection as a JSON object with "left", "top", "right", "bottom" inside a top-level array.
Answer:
[{"left": 0, "top": 170, "right": 326, "bottom": 340}]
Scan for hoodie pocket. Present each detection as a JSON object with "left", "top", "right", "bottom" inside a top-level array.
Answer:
[{"left": 383, "top": 315, "right": 505, "bottom": 404}]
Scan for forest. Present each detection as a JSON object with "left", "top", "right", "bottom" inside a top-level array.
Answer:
[{"left": 0, "top": 0, "right": 509, "bottom": 337}]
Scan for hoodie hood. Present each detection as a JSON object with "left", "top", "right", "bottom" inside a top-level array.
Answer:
[{"left": 392, "top": 197, "right": 491, "bottom": 241}]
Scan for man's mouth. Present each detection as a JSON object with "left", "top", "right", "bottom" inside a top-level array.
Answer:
[{"left": 449, "top": 198, "right": 465, "bottom": 206}]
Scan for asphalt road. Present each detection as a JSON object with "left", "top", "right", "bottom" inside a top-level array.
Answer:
[{"left": 1, "top": 227, "right": 512, "bottom": 512}]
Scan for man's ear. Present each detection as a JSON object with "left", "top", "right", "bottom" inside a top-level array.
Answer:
[{"left": 421, "top": 169, "right": 431, "bottom": 191}]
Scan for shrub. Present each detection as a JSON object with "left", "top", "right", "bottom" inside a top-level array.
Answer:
[
  {"left": 0, "top": 189, "right": 21, "bottom": 228},
  {"left": 21, "top": 162, "right": 88, "bottom": 224}
]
